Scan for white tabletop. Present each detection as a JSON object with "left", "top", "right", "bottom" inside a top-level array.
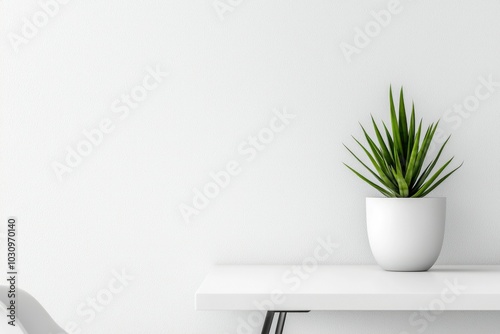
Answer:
[{"left": 196, "top": 265, "right": 500, "bottom": 311}]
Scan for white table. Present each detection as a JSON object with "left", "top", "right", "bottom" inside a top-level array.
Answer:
[{"left": 196, "top": 265, "right": 500, "bottom": 333}]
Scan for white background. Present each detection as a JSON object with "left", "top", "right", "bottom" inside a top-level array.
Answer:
[{"left": 1, "top": 0, "right": 499, "bottom": 333}]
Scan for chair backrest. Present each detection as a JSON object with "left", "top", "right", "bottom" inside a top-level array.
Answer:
[{"left": 0, "top": 286, "right": 67, "bottom": 334}]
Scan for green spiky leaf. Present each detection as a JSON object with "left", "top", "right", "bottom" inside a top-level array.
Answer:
[{"left": 343, "top": 86, "right": 462, "bottom": 198}]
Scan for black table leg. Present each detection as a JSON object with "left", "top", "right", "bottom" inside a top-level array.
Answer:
[
  {"left": 260, "top": 311, "right": 309, "bottom": 334},
  {"left": 275, "top": 312, "right": 287, "bottom": 334},
  {"left": 261, "top": 311, "right": 275, "bottom": 334}
]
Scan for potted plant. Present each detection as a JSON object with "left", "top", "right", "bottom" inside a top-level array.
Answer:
[{"left": 344, "top": 87, "right": 462, "bottom": 272}]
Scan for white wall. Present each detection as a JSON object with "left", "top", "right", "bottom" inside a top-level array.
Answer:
[{"left": 1, "top": 0, "right": 499, "bottom": 333}]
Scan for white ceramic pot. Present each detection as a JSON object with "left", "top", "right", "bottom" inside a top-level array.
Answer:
[{"left": 366, "top": 197, "right": 446, "bottom": 272}]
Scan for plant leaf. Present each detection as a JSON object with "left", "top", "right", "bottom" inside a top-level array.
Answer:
[
  {"left": 343, "top": 87, "right": 462, "bottom": 199},
  {"left": 412, "top": 121, "right": 438, "bottom": 178},
  {"left": 418, "top": 162, "right": 463, "bottom": 197},
  {"left": 406, "top": 103, "right": 415, "bottom": 160},
  {"left": 382, "top": 121, "right": 394, "bottom": 154},
  {"left": 353, "top": 135, "right": 398, "bottom": 191},
  {"left": 390, "top": 88, "right": 403, "bottom": 161},
  {"left": 413, "top": 135, "right": 451, "bottom": 191},
  {"left": 343, "top": 144, "right": 389, "bottom": 187},
  {"left": 371, "top": 115, "right": 394, "bottom": 166},
  {"left": 398, "top": 88, "right": 408, "bottom": 159},
  {"left": 404, "top": 119, "right": 422, "bottom": 184},
  {"left": 359, "top": 124, "right": 398, "bottom": 188},
  {"left": 412, "top": 157, "right": 454, "bottom": 197},
  {"left": 344, "top": 163, "right": 394, "bottom": 197},
  {"left": 394, "top": 168, "right": 409, "bottom": 197}
]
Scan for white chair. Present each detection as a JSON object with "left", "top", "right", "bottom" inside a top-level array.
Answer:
[{"left": 0, "top": 286, "right": 66, "bottom": 334}]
